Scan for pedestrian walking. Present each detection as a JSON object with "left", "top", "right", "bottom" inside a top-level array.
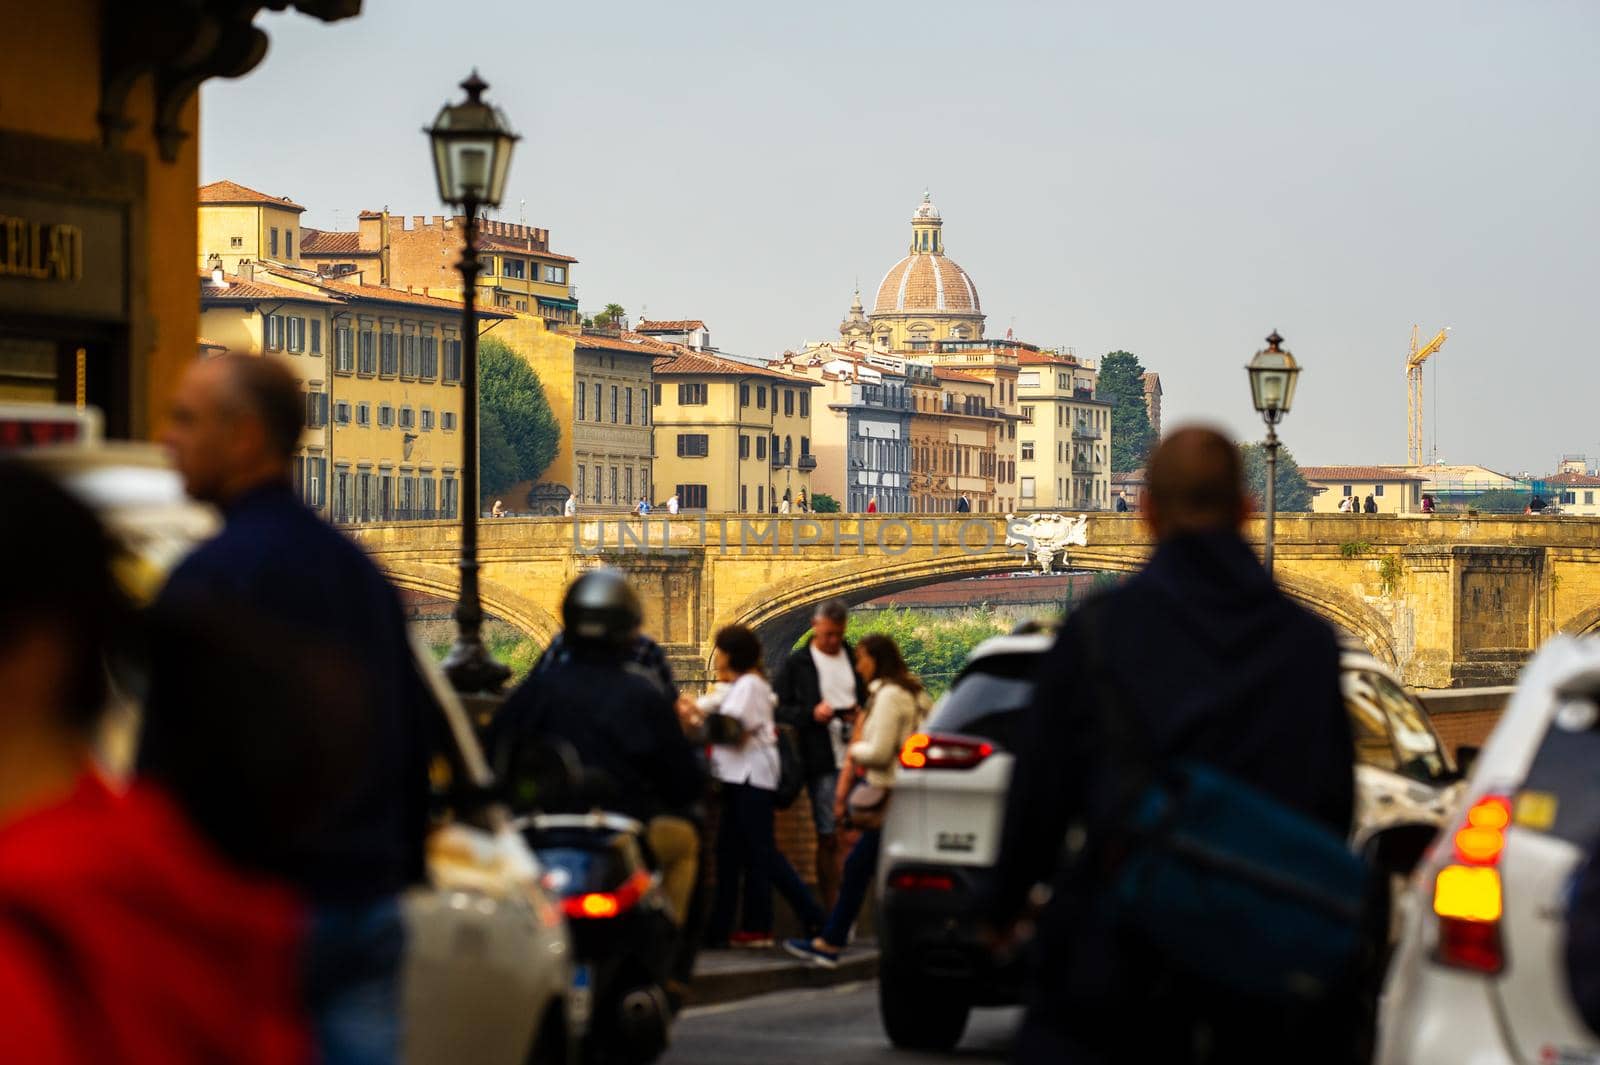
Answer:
[
  {"left": 0, "top": 460, "right": 311, "bottom": 1065},
  {"left": 1115, "top": 493, "right": 1129, "bottom": 513},
  {"left": 957, "top": 493, "right": 971, "bottom": 514},
  {"left": 667, "top": 493, "right": 680, "bottom": 515},
  {"left": 140, "top": 355, "right": 434, "bottom": 1065},
  {"left": 985, "top": 426, "right": 1357, "bottom": 1064},
  {"left": 564, "top": 493, "right": 576, "bottom": 517},
  {"left": 705, "top": 625, "right": 825, "bottom": 947},
  {"left": 780, "top": 494, "right": 791, "bottom": 515},
  {"left": 785, "top": 634, "right": 927, "bottom": 967},
  {"left": 1421, "top": 494, "right": 1436, "bottom": 514},
  {"left": 1337, "top": 495, "right": 1352, "bottom": 514},
  {"left": 1364, "top": 494, "right": 1378, "bottom": 514},
  {"left": 774, "top": 599, "right": 868, "bottom": 909},
  {"left": 637, "top": 496, "right": 652, "bottom": 516}
]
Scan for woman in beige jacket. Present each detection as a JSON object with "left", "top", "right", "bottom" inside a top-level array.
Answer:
[{"left": 784, "top": 634, "right": 926, "bottom": 967}]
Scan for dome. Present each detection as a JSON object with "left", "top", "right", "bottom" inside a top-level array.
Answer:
[{"left": 873, "top": 253, "right": 981, "bottom": 315}]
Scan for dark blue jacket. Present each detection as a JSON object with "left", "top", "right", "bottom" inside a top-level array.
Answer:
[
  {"left": 989, "top": 529, "right": 1354, "bottom": 1002},
  {"left": 140, "top": 483, "right": 432, "bottom": 904}
]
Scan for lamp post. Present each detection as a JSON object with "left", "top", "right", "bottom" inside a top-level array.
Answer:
[
  {"left": 1246, "top": 330, "right": 1300, "bottom": 578},
  {"left": 427, "top": 71, "right": 519, "bottom": 694}
]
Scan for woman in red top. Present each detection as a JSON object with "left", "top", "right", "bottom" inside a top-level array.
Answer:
[{"left": 0, "top": 461, "right": 309, "bottom": 1065}]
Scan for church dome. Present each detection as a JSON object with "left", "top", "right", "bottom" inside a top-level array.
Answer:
[{"left": 871, "top": 192, "right": 981, "bottom": 316}]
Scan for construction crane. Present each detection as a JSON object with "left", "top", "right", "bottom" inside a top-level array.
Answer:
[{"left": 1407, "top": 324, "right": 1451, "bottom": 466}]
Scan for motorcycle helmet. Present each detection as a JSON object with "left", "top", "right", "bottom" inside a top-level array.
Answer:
[{"left": 561, "top": 568, "right": 642, "bottom": 649}]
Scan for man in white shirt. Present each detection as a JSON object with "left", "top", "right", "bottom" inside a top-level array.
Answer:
[
  {"left": 667, "top": 494, "right": 680, "bottom": 515},
  {"left": 563, "top": 494, "right": 576, "bottom": 517},
  {"left": 774, "top": 599, "right": 867, "bottom": 909}
]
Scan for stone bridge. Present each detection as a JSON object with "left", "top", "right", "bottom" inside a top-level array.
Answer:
[{"left": 348, "top": 513, "right": 1600, "bottom": 690}]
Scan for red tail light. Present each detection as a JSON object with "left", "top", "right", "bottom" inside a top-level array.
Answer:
[
  {"left": 560, "top": 869, "right": 653, "bottom": 920},
  {"left": 1433, "top": 795, "right": 1510, "bottom": 973},
  {"left": 899, "top": 733, "right": 993, "bottom": 770},
  {"left": 887, "top": 870, "right": 956, "bottom": 893}
]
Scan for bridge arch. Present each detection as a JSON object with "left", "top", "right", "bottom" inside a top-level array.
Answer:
[
  {"left": 1559, "top": 604, "right": 1600, "bottom": 637},
  {"left": 383, "top": 560, "right": 562, "bottom": 648}
]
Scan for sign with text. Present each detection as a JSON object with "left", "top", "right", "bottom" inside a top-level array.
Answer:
[{"left": 0, "top": 194, "right": 126, "bottom": 321}]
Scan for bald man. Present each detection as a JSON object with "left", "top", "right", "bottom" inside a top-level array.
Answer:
[
  {"left": 143, "top": 355, "right": 433, "bottom": 1065},
  {"left": 988, "top": 425, "right": 1354, "bottom": 1064}
]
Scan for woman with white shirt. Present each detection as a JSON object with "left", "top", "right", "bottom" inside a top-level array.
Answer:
[
  {"left": 705, "top": 625, "right": 825, "bottom": 948},
  {"left": 784, "top": 634, "right": 926, "bottom": 967}
]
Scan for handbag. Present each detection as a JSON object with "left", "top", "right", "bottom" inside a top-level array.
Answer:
[
  {"left": 845, "top": 777, "right": 889, "bottom": 830},
  {"left": 1078, "top": 601, "right": 1369, "bottom": 1002}
]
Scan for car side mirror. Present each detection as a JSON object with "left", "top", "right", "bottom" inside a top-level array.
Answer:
[{"left": 1455, "top": 745, "right": 1481, "bottom": 779}]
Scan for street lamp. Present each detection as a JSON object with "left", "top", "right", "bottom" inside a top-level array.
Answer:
[
  {"left": 427, "top": 70, "right": 519, "bottom": 694},
  {"left": 1246, "top": 330, "right": 1300, "bottom": 578}
]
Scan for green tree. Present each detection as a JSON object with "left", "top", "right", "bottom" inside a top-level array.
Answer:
[
  {"left": 1100, "top": 350, "right": 1156, "bottom": 473},
  {"left": 1239, "top": 442, "right": 1314, "bottom": 512},
  {"left": 810, "top": 492, "right": 840, "bottom": 513},
  {"left": 479, "top": 338, "right": 560, "bottom": 500},
  {"left": 589, "top": 302, "right": 627, "bottom": 329}
]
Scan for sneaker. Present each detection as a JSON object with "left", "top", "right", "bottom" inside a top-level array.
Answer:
[
  {"left": 782, "top": 937, "right": 840, "bottom": 969},
  {"left": 729, "top": 931, "right": 775, "bottom": 948}
]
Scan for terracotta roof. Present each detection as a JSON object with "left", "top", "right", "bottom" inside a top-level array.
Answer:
[
  {"left": 311, "top": 276, "right": 511, "bottom": 317},
  {"left": 299, "top": 228, "right": 373, "bottom": 255},
  {"left": 933, "top": 368, "right": 988, "bottom": 384},
  {"left": 477, "top": 235, "right": 579, "bottom": 263},
  {"left": 636, "top": 320, "right": 706, "bottom": 332},
  {"left": 1300, "top": 466, "right": 1429, "bottom": 482},
  {"left": 198, "top": 180, "right": 305, "bottom": 212},
  {"left": 1017, "top": 351, "right": 1077, "bottom": 367},
  {"left": 1546, "top": 471, "right": 1600, "bottom": 487},
  {"left": 574, "top": 331, "right": 678, "bottom": 356},
  {"left": 200, "top": 272, "right": 339, "bottom": 304},
  {"left": 1112, "top": 469, "right": 1146, "bottom": 484},
  {"left": 874, "top": 252, "right": 981, "bottom": 315},
  {"left": 654, "top": 348, "right": 818, "bottom": 384}
]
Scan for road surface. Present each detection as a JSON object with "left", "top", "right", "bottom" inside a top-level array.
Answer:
[{"left": 666, "top": 980, "right": 1020, "bottom": 1064}]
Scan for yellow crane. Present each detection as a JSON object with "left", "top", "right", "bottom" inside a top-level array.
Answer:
[{"left": 1407, "top": 324, "right": 1451, "bottom": 466}]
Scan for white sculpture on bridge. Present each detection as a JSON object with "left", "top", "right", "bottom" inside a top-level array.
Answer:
[{"left": 1005, "top": 512, "right": 1090, "bottom": 573}]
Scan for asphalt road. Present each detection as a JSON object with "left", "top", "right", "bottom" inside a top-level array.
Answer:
[{"left": 665, "top": 980, "right": 1021, "bottom": 1064}]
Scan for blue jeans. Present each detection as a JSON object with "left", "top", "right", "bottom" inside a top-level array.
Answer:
[
  {"left": 821, "top": 827, "right": 880, "bottom": 947},
  {"left": 306, "top": 896, "right": 405, "bottom": 1065},
  {"left": 710, "top": 782, "right": 824, "bottom": 939},
  {"left": 807, "top": 769, "right": 840, "bottom": 838}
]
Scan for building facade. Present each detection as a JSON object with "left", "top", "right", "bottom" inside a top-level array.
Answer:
[
  {"left": 770, "top": 346, "right": 911, "bottom": 513},
  {"left": 197, "top": 180, "right": 306, "bottom": 273},
  {"left": 1301, "top": 466, "right": 1427, "bottom": 514},
  {"left": 868, "top": 194, "right": 985, "bottom": 351},
  {"left": 651, "top": 349, "right": 816, "bottom": 513},
  {"left": 1015, "top": 350, "right": 1112, "bottom": 510},
  {"left": 921, "top": 340, "right": 1021, "bottom": 513}
]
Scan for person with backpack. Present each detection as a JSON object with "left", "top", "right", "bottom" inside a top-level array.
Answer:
[
  {"left": 705, "top": 625, "right": 824, "bottom": 949},
  {"left": 985, "top": 425, "right": 1358, "bottom": 1064},
  {"left": 784, "top": 634, "right": 927, "bottom": 967}
]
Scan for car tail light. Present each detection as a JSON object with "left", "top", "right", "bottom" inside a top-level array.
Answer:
[
  {"left": 887, "top": 870, "right": 956, "bottom": 893},
  {"left": 560, "top": 869, "right": 652, "bottom": 921},
  {"left": 899, "top": 733, "right": 993, "bottom": 770},
  {"left": 1432, "top": 794, "right": 1510, "bottom": 973}
]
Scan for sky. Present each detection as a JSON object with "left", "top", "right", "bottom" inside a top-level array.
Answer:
[{"left": 201, "top": 0, "right": 1600, "bottom": 474}]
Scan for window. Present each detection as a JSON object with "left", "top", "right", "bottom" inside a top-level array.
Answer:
[
  {"left": 286, "top": 317, "right": 305, "bottom": 353},
  {"left": 610, "top": 385, "right": 619, "bottom": 423},
  {"left": 652, "top": 383, "right": 662, "bottom": 405},
  {"left": 1021, "top": 441, "right": 1035, "bottom": 461},
  {"left": 784, "top": 389, "right": 794, "bottom": 416},
  {"left": 625, "top": 467, "right": 633, "bottom": 502},
  {"left": 304, "top": 391, "right": 328, "bottom": 429},
  {"left": 677, "top": 434, "right": 709, "bottom": 457},
  {"left": 1020, "top": 405, "right": 1034, "bottom": 423},
  {"left": 800, "top": 392, "right": 810, "bottom": 418},
  {"left": 610, "top": 466, "right": 619, "bottom": 503},
  {"left": 358, "top": 327, "right": 375, "bottom": 374},
  {"left": 420, "top": 474, "right": 435, "bottom": 516},
  {"left": 1021, "top": 476, "right": 1036, "bottom": 498},
  {"left": 399, "top": 406, "right": 415, "bottom": 430},
  {"left": 334, "top": 401, "right": 351, "bottom": 425},
  {"left": 421, "top": 326, "right": 437, "bottom": 379},
  {"left": 442, "top": 411, "right": 458, "bottom": 431},
  {"left": 758, "top": 485, "right": 764, "bottom": 512},
  {"left": 441, "top": 476, "right": 459, "bottom": 520},
  {"left": 503, "top": 258, "right": 526, "bottom": 279},
  {"left": 1374, "top": 484, "right": 1385, "bottom": 497},
  {"left": 1588, "top": 492, "right": 1596, "bottom": 506},
  {"left": 801, "top": 436, "right": 810, "bottom": 456},
  {"left": 441, "top": 337, "right": 462, "bottom": 382},
  {"left": 675, "top": 484, "right": 708, "bottom": 509},
  {"left": 380, "top": 329, "right": 397, "bottom": 376},
  {"left": 401, "top": 328, "right": 418, "bottom": 377},
  {"left": 265, "top": 314, "right": 284, "bottom": 351},
  {"left": 678, "top": 382, "right": 707, "bottom": 405},
  {"left": 334, "top": 326, "right": 352, "bottom": 371},
  {"left": 740, "top": 384, "right": 750, "bottom": 407},
  {"left": 592, "top": 465, "right": 602, "bottom": 503},
  {"left": 1342, "top": 485, "right": 1353, "bottom": 496},
  {"left": 739, "top": 435, "right": 750, "bottom": 459},
  {"left": 756, "top": 435, "right": 766, "bottom": 460},
  {"left": 286, "top": 231, "right": 295, "bottom": 260},
  {"left": 333, "top": 466, "right": 350, "bottom": 522},
  {"left": 480, "top": 256, "right": 495, "bottom": 276},
  {"left": 577, "top": 466, "right": 586, "bottom": 502},
  {"left": 229, "top": 236, "right": 243, "bottom": 248},
  {"left": 740, "top": 484, "right": 748, "bottom": 512},
  {"left": 269, "top": 228, "right": 279, "bottom": 257},
  {"left": 543, "top": 265, "right": 566, "bottom": 284},
  {"left": 587, "top": 382, "right": 598, "bottom": 421},
  {"left": 756, "top": 385, "right": 766, "bottom": 410},
  {"left": 576, "top": 381, "right": 587, "bottom": 420},
  {"left": 1562, "top": 491, "right": 1577, "bottom": 505},
  {"left": 310, "top": 319, "right": 322, "bottom": 355},
  {"left": 356, "top": 470, "right": 373, "bottom": 522},
  {"left": 356, "top": 402, "right": 371, "bottom": 427},
  {"left": 421, "top": 408, "right": 434, "bottom": 431},
  {"left": 624, "top": 387, "right": 633, "bottom": 425},
  {"left": 378, "top": 403, "right": 394, "bottom": 428}
]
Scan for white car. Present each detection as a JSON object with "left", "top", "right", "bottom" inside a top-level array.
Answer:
[
  {"left": 1377, "top": 636, "right": 1600, "bottom": 1065},
  {"left": 875, "top": 627, "right": 1462, "bottom": 1053},
  {"left": 23, "top": 442, "right": 576, "bottom": 1065}
]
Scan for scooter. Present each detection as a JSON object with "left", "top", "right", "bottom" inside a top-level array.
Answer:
[{"left": 514, "top": 746, "right": 681, "bottom": 1065}]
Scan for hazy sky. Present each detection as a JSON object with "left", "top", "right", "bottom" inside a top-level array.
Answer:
[{"left": 202, "top": 0, "right": 1599, "bottom": 473}]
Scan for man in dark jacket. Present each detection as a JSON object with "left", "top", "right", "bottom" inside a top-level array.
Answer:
[
  {"left": 774, "top": 599, "right": 868, "bottom": 909},
  {"left": 141, "top": 354, "right": 435, "bottom": 1065},
  {"left": 987, "top": 426, "right": 1355, "bottom": 1064}
]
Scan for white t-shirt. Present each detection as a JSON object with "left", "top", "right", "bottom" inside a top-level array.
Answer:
[
  {"left": 667, "top": 496, "right": 680, "bottom": 514},
  {"left": 811, "top": 643, "right": 859, "bottom": 770},
  {"left": 710, "top": 673, "right": 780, "bottom": 790}
]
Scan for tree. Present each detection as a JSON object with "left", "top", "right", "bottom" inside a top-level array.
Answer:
[
  {"left": 1239, "top": 442, "right": 1314, "bottom": 513},
  {"left": 810, "top": 492, "right": 840, "bottom": 513},
  {"left": 479, "top": 338, "right": 560, "bottom": 500},
  {"left": 588, "top": 302, "right": 627, "bottom": 329},
  {"left": 1100, "top": 350, "right": 1156, "bottom": 473},
  {"left": 1461, "top": 489, "right": 1530, "bottom": 514}
]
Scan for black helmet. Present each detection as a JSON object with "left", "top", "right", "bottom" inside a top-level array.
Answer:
[{"left": 562, "top": 568, "right": 642, "bottom": 648}]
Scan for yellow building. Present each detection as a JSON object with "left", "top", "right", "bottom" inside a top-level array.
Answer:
[
  {"left": 200, "top": 262, "right": 510, "bottom": 524},
  {"left": 906, "top": 364, "right": 1004, "bottom": 513},
  {"left": 920, "top": 340, "right": 1021, "bottom": 513},
  {"left": 1, "top": 3, "right": 355, "bottom": 437},
  {"left": 197, "top": 180, "right": 306, "bottom": 273},
  {"left": 1016, "top": 350, "right": 1113, "bottom": 510},
  {"left": 653, "top": 349, "right": 818, "bottom": 513},
  {"left": 868, "top": 193, "right": 986, "bottom": 351},
  {"left": 1301, "top": 466, "right": 1427, "bottom": 515}
]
